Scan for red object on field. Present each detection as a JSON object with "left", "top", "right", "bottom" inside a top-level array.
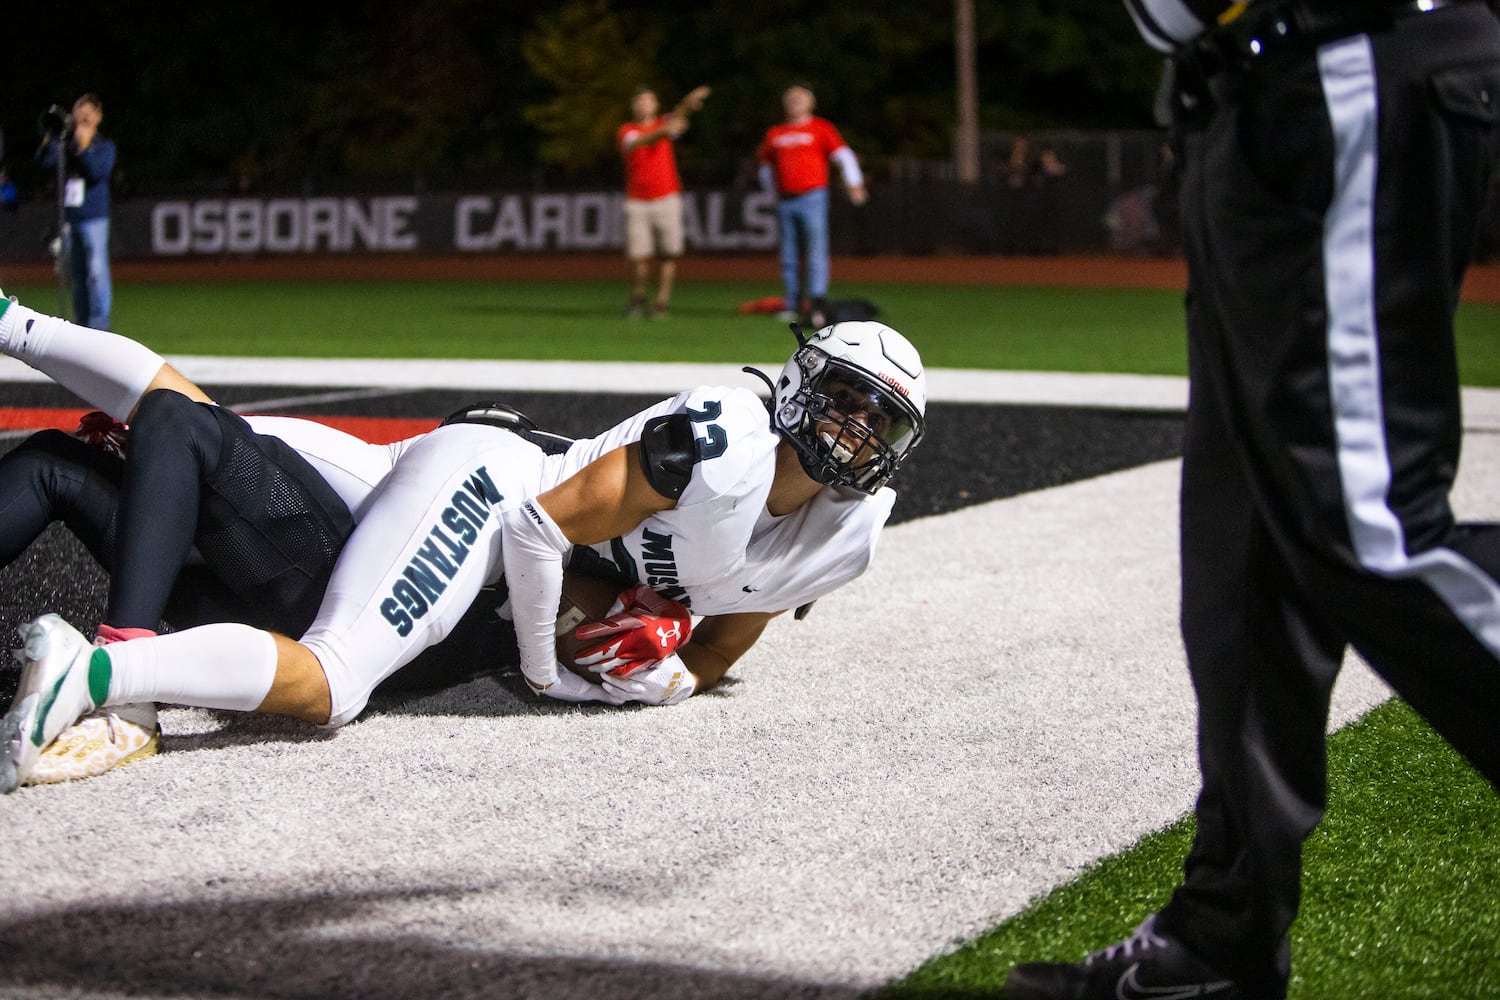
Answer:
[
  {"left": 0, "top": 407, "right": 436, "bottom": 446},
  {"left": 738, "top": 295, "right": 789, "bottom": 315}
]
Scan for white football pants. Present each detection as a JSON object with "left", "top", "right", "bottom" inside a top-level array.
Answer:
[{"left": 301, "top": 423, "right": 549, "bottom": 725}]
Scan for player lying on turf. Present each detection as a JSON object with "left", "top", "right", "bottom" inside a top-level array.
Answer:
[
  {"left": 0, "top": 291, "right": 431, "bottom": 782},
  {"left": 1, "top": 295, "right": 927, "bottom": 791}
]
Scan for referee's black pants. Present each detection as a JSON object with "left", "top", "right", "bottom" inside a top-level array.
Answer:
[{"left": 1154, "top": 4, "right": 1500, "bottom": 994}]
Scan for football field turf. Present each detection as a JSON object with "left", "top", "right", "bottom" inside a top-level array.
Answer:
[
  {"left": 6, "top": 277, "right": 1498, "bottom": 385},
  {"left": 0, "top": 278, "right": 1495, "bottom": 998}
]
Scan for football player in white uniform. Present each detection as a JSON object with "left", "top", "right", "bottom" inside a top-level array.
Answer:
[{"left": 2, "top": 314, "right": 926, "bottom": 791}]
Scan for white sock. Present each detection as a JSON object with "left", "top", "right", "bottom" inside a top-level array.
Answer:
[
  {"left": 0, "top": 301, "right": 164, "bottom": 422},
  {"left": 104, "top": 624, "right": 278, "bottom": 712}
]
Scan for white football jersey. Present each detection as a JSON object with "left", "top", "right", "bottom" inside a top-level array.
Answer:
[
  {"left": 548, "top": 385, "right": 895, "bottom": 616},
  {"left": 243, "top": 414, "right": 417, "bottom": 521},
  {"left": 243, "top": 389, "right": 894, "bottom": 618},
  {"left": 289, "top": 387, "right": 897, "bottom": 722}
]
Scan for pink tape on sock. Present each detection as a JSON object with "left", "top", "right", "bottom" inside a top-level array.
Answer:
[{"left": 95, "top": 624, "right": 158, "bottom": 645}]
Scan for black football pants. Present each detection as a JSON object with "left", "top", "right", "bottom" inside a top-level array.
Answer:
[
  {"left": 1155, "top": 4, "right": 1500, "bottom": 995},
  {"left": 0, "top": 389, "right": 353, "bottom": 635}
]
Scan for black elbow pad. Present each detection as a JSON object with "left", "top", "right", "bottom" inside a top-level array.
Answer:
[{"left": 638, "top": 413, "right": 700, "bottom": 500}]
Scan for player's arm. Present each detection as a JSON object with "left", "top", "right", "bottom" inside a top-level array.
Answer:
[
  {"left": 678, "top": 610, "right": 777, "bottom": 691},
  {"left": 500, "top": 443, "right": 676, "bottom": 694},
  {"left": 131, "top": 364, "right": 215, "bottom": 419},
  {"left": 540, "top": 442, "right": 675, "bottom": 546},
  {"left": 596, "top": 610, "right": 782, "bottom": 706}
]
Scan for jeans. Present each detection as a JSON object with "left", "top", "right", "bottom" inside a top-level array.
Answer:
[
  {"left": 776, "top": 187, "right": 829, "bottom": 309},
  {"left": 66, "top": 216, "right": 112, "bottom": 330}
]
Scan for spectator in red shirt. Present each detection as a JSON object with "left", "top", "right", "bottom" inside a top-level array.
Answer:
[
  {"left": 756, "top": 84, "right": 867, "bottom": 327},
  {"left": 617, "top": 84, "right": 710, "bottom": 319}
]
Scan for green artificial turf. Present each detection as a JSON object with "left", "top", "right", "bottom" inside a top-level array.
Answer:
[
  {"left": 7, "top": 279, "right": 1495, "bottom": 385},
  {"left": 882, "top": 699, "right": 1499, "bottom": 999},
  {"left": 8, "top": 279, "right": 1187, "bottom": 371}
]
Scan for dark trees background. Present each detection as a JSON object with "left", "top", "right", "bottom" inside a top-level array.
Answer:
[{"left": 3, "top": 1, "right": 1160, "bottom": 197}]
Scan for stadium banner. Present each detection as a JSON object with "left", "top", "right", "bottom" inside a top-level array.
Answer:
[
  {"left": 0, "top": 191, "right": 782, "bottom": 262},
  {"left": 0, "top": 181, "right": 1127, "bottom": 262}
]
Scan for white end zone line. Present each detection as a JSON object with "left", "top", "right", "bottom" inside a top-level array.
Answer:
[
  {"left": 0, "top": 354, "right": 1190, "bottom": 408},
  {"left": 4, "top": 354, "right": 1498, "bottom": 425}
]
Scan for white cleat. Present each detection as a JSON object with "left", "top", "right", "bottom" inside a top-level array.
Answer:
[
  {"left": 23, "top": 704, "right": 160, "bottom": 786},
  {"left": 2, "top": 615, "right": 105, "bottom": 793}
]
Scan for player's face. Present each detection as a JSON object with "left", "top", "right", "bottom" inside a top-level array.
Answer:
[
  {"left": 633, "top": 90, "right": 659, "bottom": 119},
  {"left": 813, "top": 375, "right": 907, "bottom": 468}
]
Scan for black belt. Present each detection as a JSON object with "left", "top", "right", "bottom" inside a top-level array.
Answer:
[
  {"left": 1166, "top": 0, "right": 1490, "bottom": 123},
  {"left": 1187, "top": 0, "right": 1485, "bottom": 76}
]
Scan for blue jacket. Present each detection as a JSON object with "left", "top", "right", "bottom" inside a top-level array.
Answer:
[{"left": 35, "top": 135, "right": 116, "bottom": 222}]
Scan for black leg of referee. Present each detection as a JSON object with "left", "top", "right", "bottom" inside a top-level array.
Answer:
[{"left": 1155, "top": 4, "right": 1500, "bottom": 995}]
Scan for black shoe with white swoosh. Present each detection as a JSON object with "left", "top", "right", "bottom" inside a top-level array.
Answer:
[{"left": 1001, "top": 914, "right": 1271, "bottom": 1000}]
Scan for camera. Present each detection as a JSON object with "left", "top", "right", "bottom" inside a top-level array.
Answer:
[{"left": 38, "top": 104, "right": 73, "bottom": 139}]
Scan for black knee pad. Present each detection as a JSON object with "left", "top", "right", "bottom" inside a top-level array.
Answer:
[{"left": 129, "top": 389, "right": 222, "bottom": 459}]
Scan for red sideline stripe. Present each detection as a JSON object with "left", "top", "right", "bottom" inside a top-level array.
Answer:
[
  {"left": 0, "top": 407, "right": 437, "bottom": 445},
  {"left": 0, "top": 407, "right": 91, "bottom": 432},
  {"left": 268, "top": 414, "right": 439, "bottom": 444}
]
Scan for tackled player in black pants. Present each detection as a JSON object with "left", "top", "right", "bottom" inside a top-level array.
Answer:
[
  {"left": 0, "top": 308, "right": 542, "bottom": 784},
  {"left": 0, "top": 390, "right": 353, "bottom": 638},
  {"left": 0, "top": 382, "right": 362, "bottom": 782},
  {"left": 1005, "top": 2, "right": 1500, "bottom": 998}
]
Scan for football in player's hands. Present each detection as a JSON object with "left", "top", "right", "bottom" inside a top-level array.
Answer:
[
  {"left": 553, "top": 577, "right": 691, "bottom": 683},
  {"left": 572, "top": 585, "right": 692, "bottom": 679},
  {"left": 553, "top": 573, "right": 626, "bottom": 684}
]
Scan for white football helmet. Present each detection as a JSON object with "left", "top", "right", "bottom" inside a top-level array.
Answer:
[{"left": 773, "top": 321, "right": 926, "bottom": 494}]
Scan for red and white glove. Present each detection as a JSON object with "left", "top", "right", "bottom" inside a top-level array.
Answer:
[
  {"left": 572, "top": 584, "right": 691, "bottom": 679},
  {"left": 75, "top": 410, "right": 128, "bottom": 459},
  {"left": 599, "top": 653, "right": 697, "bottom": 706}
]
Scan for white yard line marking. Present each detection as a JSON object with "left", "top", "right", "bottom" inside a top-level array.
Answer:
[
  {"left": 227, "top": 387, "right": 416, "bottom": 413},
  {"left": 5, "top": 354, "right": 1498, "bottom": 422}
]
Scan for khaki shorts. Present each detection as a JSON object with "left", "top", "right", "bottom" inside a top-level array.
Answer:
[{"left": 624, "top": 192, "right": 684, "bottom": 260}]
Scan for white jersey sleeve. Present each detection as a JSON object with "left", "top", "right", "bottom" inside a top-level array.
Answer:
[{"left": 726, "top": 485, "right": 895, "bottom": 616}]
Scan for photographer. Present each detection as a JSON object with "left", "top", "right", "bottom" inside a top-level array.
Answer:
[{"left": 35, "top": 94, "right": 116, "bottom": 331}]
